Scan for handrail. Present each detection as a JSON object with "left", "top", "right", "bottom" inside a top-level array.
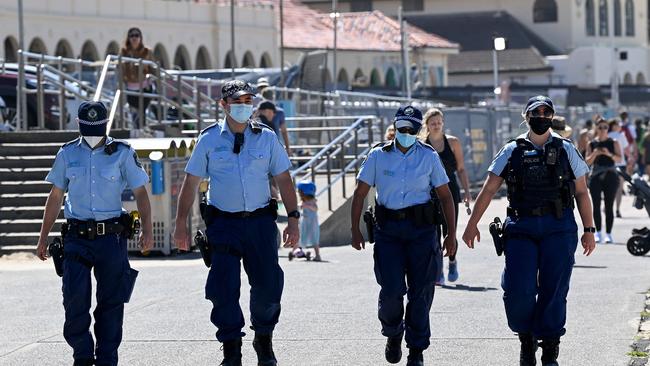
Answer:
[{"left": 21, "top": 51, "right": 95, "bottom": 66}]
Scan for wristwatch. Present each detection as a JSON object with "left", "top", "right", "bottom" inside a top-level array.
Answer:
[
  {"left": 287, "top": 210, "right": 300, "bottom": 219},
  {"left": 583, "top": 227, "right": 596, "bottom": 233}
]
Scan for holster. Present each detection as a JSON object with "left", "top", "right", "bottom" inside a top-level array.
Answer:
[
  {"left": 363, "top": 207, "right": 375, "bottom": 244},
  {"left": 489, "top": 217, "right": 505, "bottom": 256},
  {"left": 194, "top": 230, "right": 211, "bottom": 268},
  {"left": 120, "top": 213, "right": 135, "bottom": 239},
  {"left": 48, "top": 237, "right": 64, "bottom": 277}
]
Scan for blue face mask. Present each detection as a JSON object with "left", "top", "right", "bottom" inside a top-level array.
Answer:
[
  {"left": 229, "top": 104, "right": 253, "bottom": 124},
  {"left": 396, "top": 131, "right": 417, "bottom": 148}
]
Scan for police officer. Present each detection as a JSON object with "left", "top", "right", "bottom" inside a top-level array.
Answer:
[
  {"left": 173, "top": 80, "right": 299, "bottom": 366},
  {"left": 462, "top": 96, "right": 596, "bottom": 366},
  {"left": 351, "top": 106, "right": 457, "bottom": 366},
  {"left": 36, "top": 101, "right": 153, "bottom": 366}
]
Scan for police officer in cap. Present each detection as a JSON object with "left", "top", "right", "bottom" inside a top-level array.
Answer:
[
  {"left": 173, "top": 80, "right": 299, "bottom": 366},
  {"left": 462, "top": 96, "right": 596, "bottom": 366},
  {"left": 36, "top": 101, "right": 153, "bottom": 366},
  {"left": 351, "top": 106, "right": 457, "bottom": 366}
]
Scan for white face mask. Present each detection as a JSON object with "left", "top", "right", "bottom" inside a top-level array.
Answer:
[{"left": 83, "top": 136, "right": 104, "bottom": 149}]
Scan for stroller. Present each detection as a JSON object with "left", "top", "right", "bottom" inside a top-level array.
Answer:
[{"left": 617, "top": 167, "right": 650, "bottom": 256}]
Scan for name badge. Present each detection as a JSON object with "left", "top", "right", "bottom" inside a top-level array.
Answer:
[{"left": 523, "top": 150, "right": 538, "bottom": 156}]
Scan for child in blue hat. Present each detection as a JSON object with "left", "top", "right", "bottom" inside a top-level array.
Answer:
[{"left": 292, "top": 181, "right": 321, "bottom": 261}]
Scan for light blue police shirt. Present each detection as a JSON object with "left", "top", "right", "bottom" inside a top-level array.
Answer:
[
  {"left": 488, "top": 132, "right": 589, "bottom": 178},
  {"left": 185, "top": 119, "right": 292, "bottom": 213},
  {"left": 357, "top": 141, "right": 450, "bottom": 210},
  {"left": 45, "top": 137, "right": 150, "bottom": 221}
]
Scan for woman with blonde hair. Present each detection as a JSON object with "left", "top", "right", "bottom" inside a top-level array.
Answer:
[{"left": 419, "top": 108, "right": 472, "bottom": 285}]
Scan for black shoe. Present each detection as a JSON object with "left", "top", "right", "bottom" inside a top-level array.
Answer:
[
  {"left": 540, "top": 338, "right": 560, "bottom": 366},
  {"left": 384, "top": 333, "right": 403, "bottom": 364},
  {"left": 519, "top": 333, "right": 538, "bottom": 366},
  {"left": 72, "top": 359, "right": 94, "bottom": 366},
  {"left": 220, "top": 338, "right": 243, "bottom": 366},
  {"left": 406, "top": 348, "right": 424, "bottom": 366},
  {"left": 253, "top": 333, "right": 277, "bottom": 366},
  {"left": 616, "top": 210, "right": 622, "bottom": 218}
]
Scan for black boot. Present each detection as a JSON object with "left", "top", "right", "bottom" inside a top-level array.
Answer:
[
  {"left": 384, "top": 333, "right": 403, "bottom": 364},
  {"left": 220, "top": 338, "right": 242, "bottom": 366},
  {"left": 540, "top": 338, "right": 560, "bottom": 366},
  {"left": 253, "top": 333, "right": 277, "bottom": 366},
  {"left": 406, "top": 348, "right": 424, "bottom": 366},
  {"left": 519, "top": 333, "right": 538, "bottom": 366},
  {"left": 72, "top": 359, "right": 94, "bottom": 366}
]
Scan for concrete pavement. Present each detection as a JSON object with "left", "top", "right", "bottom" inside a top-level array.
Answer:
[{"left": 1, "top": 195, "right": 649, "bottom": 365}]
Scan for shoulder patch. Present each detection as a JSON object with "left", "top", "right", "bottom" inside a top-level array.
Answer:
[
  {"left": 250, "top": 120, "right": 273, "bottom": 134},
  {"left": 62, "top": 137, "right": 81, "bottom": 148},
  {"left": 132, "top": 152, "right": 143, "bottom": 168},
  {"left": 104, "top": 139, "right": 130, "bottom": 156}
]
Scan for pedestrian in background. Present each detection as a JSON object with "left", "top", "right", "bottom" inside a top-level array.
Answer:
[
  {"left": 173, "top": 80, "right": 299, "bottom": 366},
  {"left": 385, "top": 124, "right": 396, "bottom": 141},
  {"left": 36, "top": 101, "right": 153, "bottom": 366},
  {"left": 463, "top": 96, "right": 595, "bottom": 366},
  {"left": 608, "top": 119, "right": 629, "bottom": 218},
  {"left": 635, "top": 119, "right": 646, "bottom": 175},
  {"left": 120, "top": 27, "right": 154, "bottom": 129},
  {"left": 419, "top": 107, "right": 471, "bottom": 285},
  {"left": 351, "top": 105, "right": 456, "bottom": 366},
  {"left": 551, "top": 116, "right": 573, "bottom": 141},
  {"left": 642, "top": 127, "right": 650, "bottom": 177},
  {"left": 585, "top": 118, "right": 622, "bottom": 243},
  {"left": 296, "top": 181, "right": 322, "bottom": 261},
  {"left": 577, "top": 119, "right": 594, "bottom": 157}
]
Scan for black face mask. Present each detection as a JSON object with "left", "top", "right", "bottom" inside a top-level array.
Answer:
[{"left": 528, "top": 117, "right": 552, "bottom": 135}]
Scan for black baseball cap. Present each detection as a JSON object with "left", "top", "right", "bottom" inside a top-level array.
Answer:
[
  {"left": 523, "top": 95, "right": 554, "bottom": 116},
  {"left": 221, "top": 80, "right": 255, "bottom": 100}
]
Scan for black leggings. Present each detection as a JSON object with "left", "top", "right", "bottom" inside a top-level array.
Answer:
[{"left": 589, "top": 171, "right": 619, "bottom": 233}]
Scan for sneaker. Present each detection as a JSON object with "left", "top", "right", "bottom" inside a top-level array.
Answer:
[
  {"left": 595, "top": 232, "right": 602, "bottom": 244},
  {"left": 436, "top": 272, "right": 445, "bottom": 286},
  {"left": 616, "top": 210, "right": 622, "bottom": 218},
  {"left": 447, "top": 260, "right": 459, "bottom": 283},
  {"left": 605, "top": 233, "right": 613, "bottom": 243}
]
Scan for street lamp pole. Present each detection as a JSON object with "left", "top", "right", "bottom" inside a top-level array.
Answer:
[
  {"left": 230, "top": 0, "right": 235, "bottom": 79},
  {"left": 17, "top": 0, "right": 24, "bottom": 51},
  {"left": 331, "top": 0, "right": 338, "bottom": 90},
  {"left": 492, "top": 37, "right": 506, "bottom": 106},
  {"left": 280, "top": 0, "right": 285, "bottom": 87}
]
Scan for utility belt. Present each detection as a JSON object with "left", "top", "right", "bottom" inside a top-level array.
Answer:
[
  {"left": 202, "top": 200, "right": 278, "bottom": 226},
  {"left": 374, "top": 200, "right": 439, "bottom": 228},
  {"left": 507, "top": 200, "right": 573, "bottom": 219},
  {"left": 65, "top": 214, "right": 133, "bottom": 241}
]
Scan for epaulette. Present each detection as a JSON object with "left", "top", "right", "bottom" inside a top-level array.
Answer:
[
  {"left": 61, "top": 137, "right": 81, "bottom": 148},
  {"left": 419, "top": 140, "right": 435, "bottom": 152},
  {"left": 199, "top": 122, "right": 220, "bottom": 136},
  {"left": 250, "top": 119, "right": 273, "bottom": 134},
  {"left": 104, "top": 138, "right": 130, "bottom": 156}
]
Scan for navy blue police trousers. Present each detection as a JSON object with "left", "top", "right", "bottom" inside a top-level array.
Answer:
[
  {"left": 62, "top": 232, "right": 137, "bottom": 366},
  {"left": 373, "top": 219, "right": 441, "bottom": 350},
  {"left": 205, "top": 213, "right": 284, "bottom": 342},
  {"left": 502, "top": 208, "right": 578, "bottom": 340}
]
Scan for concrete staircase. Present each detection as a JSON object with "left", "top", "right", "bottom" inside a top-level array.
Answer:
[{"left": 0, "top": 130, "right": 129, "bottom": 249}]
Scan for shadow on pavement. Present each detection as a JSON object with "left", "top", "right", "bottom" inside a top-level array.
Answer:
[
  {"left": 129, "top": 250, "right": 202, "bottom": 261},
  {"left": 573, "top": 265, "right": 608, "bottom": 269},
  {"left": 439, "top": 284, "right": 498, "bottom": 292}
]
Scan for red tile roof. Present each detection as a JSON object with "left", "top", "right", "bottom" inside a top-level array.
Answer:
[{"left": 215, "top": 0, "right": 457, "bottom": 51}]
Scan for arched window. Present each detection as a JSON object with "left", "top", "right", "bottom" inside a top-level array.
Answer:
[
  {"left": 370, "top": 69, "right": 382, "bottom": 87},
  {"left": 533, "top": 0, "right": 558, "bottom": 23},
  {"left": 614, "top": 0, "right": 622, "bottom": 36},
  {"left": 586, "top": 0, "right": 596, "bottom": 36},
  {"left": 55, "top": 39, "right": 74, "bottom": 58},
  {"left": 599, "top": 0, "right": 609, "bottom": 36},
  {"left": 195, "top": 46, "right": 211, "bottom": 69},
  {"left": 241, "top": 51, "right": 255, "bottom": 68},
  {"left": 105, "top": 41, "right": 120, "bottom": 58},
  {"left": 337, "top": 68, "right": 349, "bottom": 89},
  {"left": 623, "top": 72, "right": 633, "bottom": 84},
  {"left": 224, "top": 51, "right": 236, "bottom": 68},
  {"left": 636, "top": 72, "right": 646, "bottom": 85},
  {"left": 385, "top": 68, "right": 398, "bottom": 88},
  {"left": 153, "top": 44, "right": 169, "bottom": 69},
  {"left": 80, "top": 40, "right": 99, "bottom": 61},
  {"left": 625, "top": 0, "right": 635, "bottom": 36},
  {"left": 259, "top": 52, "right": 272, "bottom": 68},
  {"left": 173, "top": 45, "right": 191, "bottom": 70},
  {"left": 28, "top": 37, "right": 48, "bottom": 55},
  {"left": 3, "top": 36, "right": 18, "bottom": 62}
]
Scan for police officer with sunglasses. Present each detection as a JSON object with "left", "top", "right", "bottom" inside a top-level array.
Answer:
[
  {"left": 462, "top": 96, "right": 596, "bottom": 366},
  {"left": 351, "top": 106, "right": 456, "bottom": 366}
]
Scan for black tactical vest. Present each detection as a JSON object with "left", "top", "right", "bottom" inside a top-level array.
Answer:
[{"left": 501, "top": 137, "right": 576, "bottom": 211}]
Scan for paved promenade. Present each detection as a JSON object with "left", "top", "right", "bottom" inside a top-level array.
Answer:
[{"left": 1, "top": 195, "right": 649, "bottom": 365}]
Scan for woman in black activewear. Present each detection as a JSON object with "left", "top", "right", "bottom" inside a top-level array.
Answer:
[
  {"left": 420, "top": 108, "right": 471, "bottom": 285},
  {"left": 585, "top": 118, "right": 622, "bottom": 244}
]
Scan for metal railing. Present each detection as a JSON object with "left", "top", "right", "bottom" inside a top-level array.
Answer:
[{"left": 290, "top": 115, "right": 381, "bottom": 211}]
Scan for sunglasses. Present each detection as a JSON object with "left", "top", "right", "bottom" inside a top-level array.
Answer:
[
  {"left": 397, "top": 127, "right": 417, "bottom": 135},
  {"left": 129, "top": 33, "right": 141, "bottom": 38},
  {"left": 529, "top": 109, "right": 553, "bottom": 118}
]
